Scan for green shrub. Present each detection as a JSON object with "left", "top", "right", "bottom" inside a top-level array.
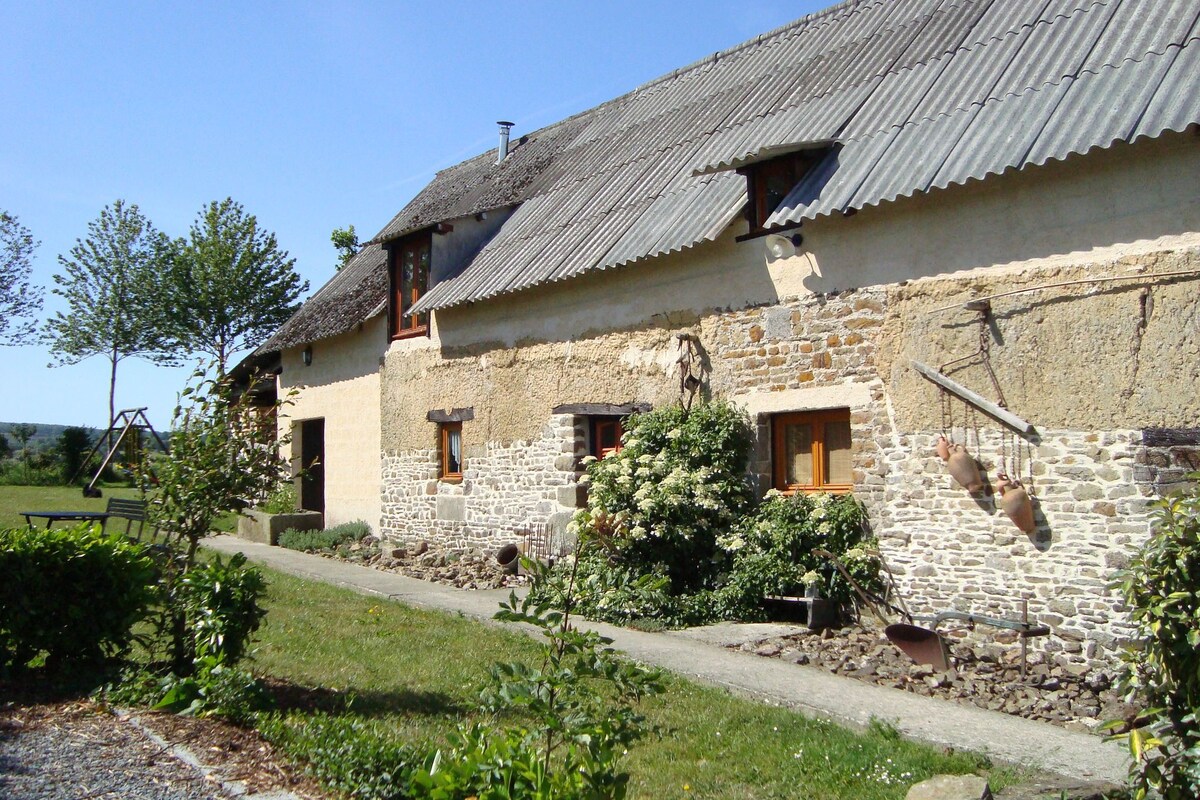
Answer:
[
  {"left": 278, "top": 520, "right": 371, "bottom": 552},
  {"left": 571, "top": 400, "right": 753, "bottom": 594},
  {"left": 177, "top": 552, "right": 267, "bottom": 666},
  {"left": 0, "top": 523, "right": 157, "bottom": 671},
  {"left": 259, "top": 712, "right": 425, "bottom": 800},
  {"left": 1109, "top": 476, "right": 1200, "bottom": 799},
  {"left": 722, "top": 492, "right": 883, "bottom": 612}
]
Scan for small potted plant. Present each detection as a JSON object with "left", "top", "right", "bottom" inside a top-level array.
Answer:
[{"left": 801, "top": 570, "right": 823, "bottom": 599}]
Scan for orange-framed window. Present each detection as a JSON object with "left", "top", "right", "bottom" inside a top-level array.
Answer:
[
  {"left": 390, "top": 231, "right": 431, "bottom": 339},
  {"left": 772, "top": 408, "right": 852, "bottom": 494},
  {"left": 591, "top": 417, "right": 623, "bottom": 458},
  {"left": 440, "top": 421, "right": 463, "bottom": 481}
]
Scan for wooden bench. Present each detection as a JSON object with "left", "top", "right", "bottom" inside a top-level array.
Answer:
[{"left": 103, "top": 498, "right": 151, "bottom": 541}]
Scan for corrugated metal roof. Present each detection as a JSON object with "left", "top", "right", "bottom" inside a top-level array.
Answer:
[{"left": 265, "top": 0, "right": 1200, "bottom": 342}]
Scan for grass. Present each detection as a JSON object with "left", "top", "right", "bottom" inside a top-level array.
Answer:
[
  {"left": 0, "top": 484, "right": 241, "bottom": 534},
  {"left": 251, "top": 566, "right": 1010, "bottom": 800},
  {"left": 0, "top": 484, "right": 144, "bottom": 530}
]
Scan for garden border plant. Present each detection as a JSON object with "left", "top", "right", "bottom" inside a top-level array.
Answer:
[
  {"left": 541, "top": 399, "right": 884, "bottom": 628},
  {"left": 1106, "top": 473, "right": 1200, "bottom": 799}
]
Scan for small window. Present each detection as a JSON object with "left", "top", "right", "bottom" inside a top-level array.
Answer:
[
  {"left": 742, "top": 152, "right": 817, "bottom": 236},
  {"left": 772, "top": 409, "right": 852, "bottom": 493},
  {"left": 440, "top": 421, "right": 462, "bottom": 480},
  {"left": 591, "top": 417, "right": 623, "bottom": 458}
]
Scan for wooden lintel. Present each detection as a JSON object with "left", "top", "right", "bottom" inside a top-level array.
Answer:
[{"left": 910, "top": 360, "right": 1036, "bottom": 435}]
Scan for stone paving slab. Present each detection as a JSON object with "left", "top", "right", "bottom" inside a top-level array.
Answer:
[{"left": 206, "top": 535, "right": 1130, "bottom": 784}]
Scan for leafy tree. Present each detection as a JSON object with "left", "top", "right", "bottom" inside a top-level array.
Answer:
[
  {"left": 330, "top": 224, "right": 358, "bottom": 271},
  {"left": 0, "top": 210, "right": 43, "bottom": 346},
  {"left": 44, "top": 201, "right": 176, "bottom": 428},
  {"left": 57, "top": 425, "right": 94, "bottom": 484},
  {"left": 167, "top": 199, "right": 308, "bottom": 376},
  {"left": 0, "top": 432, "right": 10, "bottom": 461}
]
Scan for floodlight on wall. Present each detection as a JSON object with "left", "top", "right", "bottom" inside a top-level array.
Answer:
[
  {"left": 302, "top": 346, "right": 313, "bottom": 367},
  {"left": 764, "top": 232, "right": 804, "bottom": 259}
]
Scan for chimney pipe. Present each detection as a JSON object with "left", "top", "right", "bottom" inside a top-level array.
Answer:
[{"left": 496, "top": 120, "right": 514, "bottom": 164}]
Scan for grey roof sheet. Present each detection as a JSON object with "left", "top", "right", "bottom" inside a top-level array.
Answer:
[{"left": 268, "top": 0, "right": 1200, "bottom": 338}]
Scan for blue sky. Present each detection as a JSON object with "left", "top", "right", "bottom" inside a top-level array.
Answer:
[{"left": 1, "top": 1, "right": 827, "bottom": 430}]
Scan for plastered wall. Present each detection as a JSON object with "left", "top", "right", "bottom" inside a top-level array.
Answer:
[{"left": 278, "top": 315, "right": 386, "bottom": 531}]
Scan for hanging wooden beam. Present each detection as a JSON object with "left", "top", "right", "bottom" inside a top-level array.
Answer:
[{"left": 910, "top": 360, "right": 1036, "bottom": 435}]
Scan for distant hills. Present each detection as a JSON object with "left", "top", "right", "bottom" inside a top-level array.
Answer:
[{"left": 0, "top": 422, "right": 107, "bottom": 451}]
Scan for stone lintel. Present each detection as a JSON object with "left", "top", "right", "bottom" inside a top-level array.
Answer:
[{"left": 427, "top": 407, "right": 475, "bottom": 423}]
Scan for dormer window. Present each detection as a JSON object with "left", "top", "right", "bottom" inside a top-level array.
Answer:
[
  {"left": 389, "top": 231, "right": 431, "bottom": 339},
  {"left": 741, "top": 151, "right": 817, "bottom": 236}
]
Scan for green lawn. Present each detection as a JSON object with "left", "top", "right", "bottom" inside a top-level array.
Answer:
[
  {"left": 0, "top": 484, "right": 144, "bottom": 530},
  {"left": 252, "top": 567, "right": 1010, "bottom": 800},
  {"left": 0, "top": 484, "right": 239, "bottom": 533}
]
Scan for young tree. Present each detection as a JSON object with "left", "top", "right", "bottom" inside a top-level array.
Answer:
[
  {"left": 0, "top": 210, "right": 43, "bottom": 346},
  {"left": 44, "top": 201, "right": 176, "bottom": 428},
  {"left": 9, "top": 423, "right": 37, "bottom": 483},
  {"left": 142, "top": 368, "right": 287, "bottom": 672},
  {"left": 330, "top": 224, "right": 358, "bottom": 271},
  {"left": 167, "top": 199, "right": 308, "bottom": 376}
]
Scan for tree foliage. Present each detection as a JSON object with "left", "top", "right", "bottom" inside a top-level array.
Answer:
[
  {"left": 138, "top": 367, "right": 287, "bottom": 674},
  {"left": 331, "top": 224, "right": 358, "bottom": 271},
  {"left": 57, "top": 425, "right": 95, "bottom": 484},
  {"left": 167, "top": 199, "right": 308, "bottom": 375},
  {"left": 0, "top": 210, "right": 43, "bottom": 346},
  {"left": 1109, "top": 476, "right": 1200, "bottom": 798},
  {"left": 44, "top": 200, "right": 176, "bottom": 426}
]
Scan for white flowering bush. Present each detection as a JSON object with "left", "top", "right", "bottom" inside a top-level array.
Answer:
[
  {"left": 723, "top": 492, "right": 883, "bottom": 611},
  {"left": 557, "top": 402, "right": 755, "bottom": 625}
]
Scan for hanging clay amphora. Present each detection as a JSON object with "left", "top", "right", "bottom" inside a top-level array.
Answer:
[
  {"left": 935, "top": 435, "right": 952, "bottom": 461},
  {"left": 947, "top": 444, "right": 985, "bottom": 493},
  {"left": 997, "top": 473, "right": 1036, "bottom": 533}
]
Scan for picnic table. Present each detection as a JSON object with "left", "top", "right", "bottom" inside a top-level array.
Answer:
[{"left": 21, "top": 510, "right": 111, "bottom": 529}]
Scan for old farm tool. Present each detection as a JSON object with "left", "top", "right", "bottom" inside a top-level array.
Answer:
[{"left": 887, "top": 600, "right": 1050, "bottom": 674}]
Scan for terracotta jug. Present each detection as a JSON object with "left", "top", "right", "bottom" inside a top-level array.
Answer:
[
  {"left": 935, "top": 434, "right": 952, "bottom": 461},
  {"left": 998, "top": 473, "right": 1036, "bottom": 533},
  {"left": 947, "top": 444, "right": 984, "bottom": 493}
]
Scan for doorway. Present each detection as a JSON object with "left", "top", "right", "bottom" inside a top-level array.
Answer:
[{"left": 299, "top": 418, "right": 325, "bottom": 515}]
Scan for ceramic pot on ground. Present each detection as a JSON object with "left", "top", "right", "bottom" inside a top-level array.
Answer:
[
  {"left": 947, "top": 444, "right": 985, "bottom": 493},
  {"left": 997, "top": 473, "right": 1036, "bottom": 533},
  {"left": 935, "top": 435, "right": 952, "bottom": 461}
]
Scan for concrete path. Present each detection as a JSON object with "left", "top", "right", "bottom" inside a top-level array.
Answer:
[{"left": 206, "top": 534, "right": 1130, "bottom": 785}]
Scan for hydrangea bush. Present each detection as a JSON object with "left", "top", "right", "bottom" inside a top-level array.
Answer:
[
  {"left": 572, "top": 400, "right": 754, "bottom": 595},
  {"left": 556, "top": 400, "right": 883, "bottom": 627}
]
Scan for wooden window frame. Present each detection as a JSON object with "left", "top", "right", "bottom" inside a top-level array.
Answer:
[
  {"left": 389, "top": 231, "right": 432, "bottom": 340},
  {"left": 740, "top": 152, "right": 817, "bottom": 237},
  {"left": 439, "top": 421, "right": 463, "bottom": 482},
  {"left": 771, "top": 408, "right": 853, "bottom": 494},
  {"left": 590, "top": 416, "right": 624, "bottom": 459}
]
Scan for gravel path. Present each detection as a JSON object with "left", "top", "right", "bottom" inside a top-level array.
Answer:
[{"left": 0, "top": 704, "right": 230, "bottom": 800}]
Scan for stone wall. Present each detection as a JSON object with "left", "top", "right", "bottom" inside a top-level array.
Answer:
[
  {"left": 381, "top": 414, "right": 578, "bottom": 548},
  {"left": 874, "top": 427, "right": 1156, "bottom": 664}
]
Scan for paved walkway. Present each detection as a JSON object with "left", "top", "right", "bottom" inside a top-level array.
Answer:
[{"left": 206, "top": 535, "right": 1130, "bottom": 785}]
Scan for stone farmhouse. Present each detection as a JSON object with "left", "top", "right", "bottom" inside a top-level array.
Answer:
[{"left": 249, "top": 0, "right": 1200, "bottom": 668}]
